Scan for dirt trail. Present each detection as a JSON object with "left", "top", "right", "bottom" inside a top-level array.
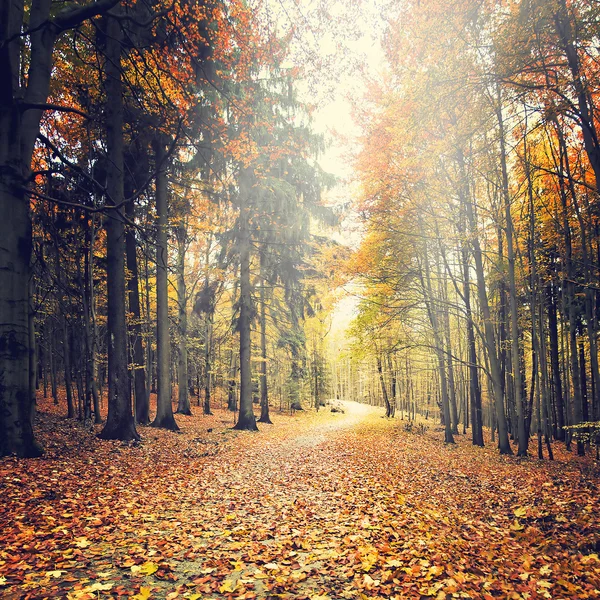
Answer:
[{"left": 1, "top": 399, "right": 599, "bottom": 599}]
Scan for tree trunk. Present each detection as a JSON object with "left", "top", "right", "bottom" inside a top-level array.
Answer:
[
  {"left": 377, "top": 354, "right": 392, "bottom": 418},
  {"left": 387, "top": 353, "right": 397, "bottom": 418},
  {"left": 203, "top": 312, "right": 213, "bottom": 415},
  {"left": 125, "top": 191, "right": 149, "bottom": 424},
  {"left": 258, "top": 253, "right": 272, "bottom": 423},
  {"left": 420, "top": 223, "right": 454, "bottom": 444},
  {"left": 459, "top": 149, "right": 512, "bottom": 454},
  {"left": 227, "top": 348, "right": 237, "bottom": 412},
  {"left": 151, "top": 137, "right": 178, "bottom": 431},
  {"left": 546, "top": 281, "right": 565, "bottom": 439},
  {"left": 496, "top": 96, "right": 527, "bottom": 455},
  {"left": 234, "top": 168, "right": 258, "bottom": 431},
  {"left": 175, "top": 224, "right": 191, "bottom": 415},
  {"left": 460, "top": 232, "right": 484, "bottom": 446},
  {"left": 98, "top": 11, "right": 139, "bottom": 442}
]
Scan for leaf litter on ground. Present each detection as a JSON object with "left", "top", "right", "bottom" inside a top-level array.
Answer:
[{"left": 1, "top": 394, "right": 600, "bottom": 599}]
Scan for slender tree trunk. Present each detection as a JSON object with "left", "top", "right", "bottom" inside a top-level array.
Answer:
[
  {"left": 203, "top": 313, "right": 213, "bottom": 415},
  {"left": 460, "top": 234, "right": 484, "bottom": 446},
  {"left": 546, "top": 281, "right": 565, "bottom": 439},
  {"left": 377, "top": 354, "right": 392, "bottom": 418},
  {"left": 437, "top": 234, "right": 459, "bottom": 433},
  {"left": 387, "top": 354, "right": 397, "bottom": 418},
  {"left": 227, "top": 348, "right": 237, "bottom": 412},
  {"left": 579, "top": 340, "right": 589, "bottom": 422},
  {"left": 125, "top": 193, "right": 149, "bottom": 424},
  {"left": 457, "top": 149, "right": 511, "bottom": 453},
  {"left": 151, "top": 137, "right": 178, "bottom": 431},
  {"left": 49, "top": 323, "right": 58, "bottom": 405},
  {"left": 258, "top": 252, "right": 271, "bottom": 423},
  {"left": 538, "top": 301, "right": 554, "bottom": 460},
  {"left": 496, "top": 96, "right": 527, "bottom": 455},
  {"left": 420, "top": 224, "right": 454, "bottom": 444},
  {"left": 176, "top": 223, "right": 191, "bottom": 415},
  {"left": 98, "top": 11, "right": 139, "bottom": 442},
  {"left": 234, "top": 167, "right": 258, "bottom": 431}
]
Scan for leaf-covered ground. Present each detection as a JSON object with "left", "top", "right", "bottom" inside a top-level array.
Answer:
[{"left": 1, "top": 397, "right": 600, "bottom": 599}]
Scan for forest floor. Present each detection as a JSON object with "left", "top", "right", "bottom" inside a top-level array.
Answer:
[{"left": 1, "top": 396, "right": 600, "bottom": 599}]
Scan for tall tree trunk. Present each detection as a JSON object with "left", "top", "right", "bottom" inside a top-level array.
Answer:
[
  {"left": 258, "top": 252, "right": 272, "bottom": 423},
  {"left": 227, "top": 348, "right": 237, "bottom": 412},
  {"left": 538, "top": 299, "right": 554, "bottom": 460},
  {"left": 579, "top": 339, "right": 589, "bottom": 422},
  {"left": 460, "top": 231, "right": 484, "bottom": 446},
  {"left": 496, "top": 95, "right": 527, "bottom": 455},
  {"left": 98, "top": 11, "right": 139, "bottom": 442},
  {"left": 151, "top": 137, "right": 178, "bottom": 431},
  {"left": 437, "top": 234, "right": 459, "bottom": 433},
  {"left": 49, "top": 322, "right": 58, "bottom": 405},
  {"left": 420, "top": 223, "right": 454, "bottom": 444},
  {"left": 458, "top": 149, "right": 512, "bottom": 453},
  {"left": 546, "top": 281, "right": 565, "bottom": 439},
  {"left": 203, "top": 313, "right": 213, "bottom": 415},
  {"left": 387, "top": 353, "right": 397, "bottom": 418},
  {"left": 80, "top": 221, "right": 101, "bottom": 423},
  {"left": 234, "top": 167, "right": 258, "bottom": 431},
  {"left": 125, "top": 190, "right": 149, "bottom": 424},
  {"left": 377, "top": 354, "right": 392, "bottom": 418},
  {"left": 176, "top": 223, "right": 191, "bottom": 415},
  {"left": 0, "top": 184, "right": 37, "bottom": 456}
]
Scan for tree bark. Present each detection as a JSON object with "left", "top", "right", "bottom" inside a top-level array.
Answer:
[
  {"left": 234, "top": 168, "right": 258, "bottom": 431},
  {"left": 151, "top": 137, "right": 178, "bottom": 431},
  {"left": 377, "top": 354, "right": 392, "bottom": 418},
  {"left": 496, "top": 96, "right": 527, "bottom": 455},
  {"left": 459, "top": 149, "right": 512, "bottom": 454},
  {"left": 258, "top": 251, "right": 272, "bottom": 423},
  {"left": 125, "top": 189, "right": 149, "bottom": 424},
  {"left": 98, "top": 11, "right": 139, "bottom": 442},
  {"left": 420, "top": 223, "right": 454, "bottom": 444},
  {"left": 176, "top": 223, "right": 191, "bottom": 415}
]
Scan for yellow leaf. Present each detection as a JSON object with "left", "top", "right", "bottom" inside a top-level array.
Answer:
[
  {"left": 0, "top": 576, "right": 7, "bottom": 586},
  {"left": 252, "top": 570, "right": 268, "bottom": 579},
  {"left": 385, "top": 559, "right": 402, "bottom": 568},
  {"left": 581, "top": 554, "right": 599, "bottom": 564},
  {"left": 88, "top": 582, "right": 114, "bottom": 592},
  {"left": 539, "top": 565, "right": 552, "bottom": 576},
  {"left": 510, "top": 520, "right": 524, "bottom": 531},
  {"left": 513, "top": 506, "right": 527, "bottom": 518},
  {"left": 264, "top": 562, "right": 279, "bottom": 570},
  {"left": 139, "top": 562, "right": 159, "bottom": 576},
  {"left": 133, "top": 586, "right": 152, "bottom": 600},
  {"left": 75, "top": 538, "right": 92, "bottom": 548},
  {"left": 219, "top": 579, "right": 239, "bottom": 593},
  {"left": 46, "top": 570, "right": 63, "bottom": 578}
]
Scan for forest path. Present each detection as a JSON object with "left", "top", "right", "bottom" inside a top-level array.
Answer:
[{"left": 1, "top": 398, "right": 600, "bottom": 599}]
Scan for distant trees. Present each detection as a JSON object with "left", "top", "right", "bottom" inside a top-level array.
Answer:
[{"left": 348, "top": 0, "right": 600, "bottom": 456}]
